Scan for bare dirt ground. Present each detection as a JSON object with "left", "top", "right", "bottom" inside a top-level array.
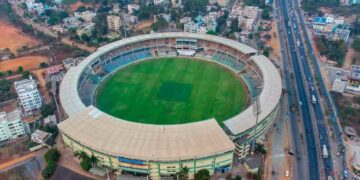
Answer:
[
  {"left": 0, "top": 55, "right": 48, "bottom": 72},
  {"left": 343, "top": 48, "right": 360, "bottom": 69},
  {"left": 134, "top": 21, "right": 153, "bottom": 32},
  {"left": 66, "top": 1, "right": 94, "bottom": 13},
  {"left": 0, "top": 21, "right": 39, "bottom": 55},
  {"left": 267, "top": 21, "right": 281, "bottom": 60}
]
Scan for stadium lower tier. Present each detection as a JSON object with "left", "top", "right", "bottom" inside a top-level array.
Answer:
[{"left": 61, "top": 133, "right": 234, "bottom": 179}]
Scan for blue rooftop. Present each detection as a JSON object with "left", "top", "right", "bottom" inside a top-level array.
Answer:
[{"left": 314, "top": 17, "right": 327, "bottom": 24}]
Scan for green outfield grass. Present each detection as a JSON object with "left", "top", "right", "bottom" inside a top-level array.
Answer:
[{"left": 96, "top": 57, "right": 248, "bottom": 125}]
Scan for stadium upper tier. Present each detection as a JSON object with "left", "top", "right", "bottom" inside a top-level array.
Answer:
[{"left": 58, "top": 32, "right": 281, "bottom": 163}]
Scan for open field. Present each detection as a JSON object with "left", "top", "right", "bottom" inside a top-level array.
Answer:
[
  {"left": 267, "top": 21, "right": 281, "bottom": 60},
  {"left": 0, "top": 21, "right": 39, "bottom": 54},
  {"left": 96, "top": 58, "right": 248, "bottom": 125},
  {"left": 343, "top": 48, "right": 360, "bottom": 69},
  {"left": 0, "top": 55, "right": 47, "bottom": 72}
]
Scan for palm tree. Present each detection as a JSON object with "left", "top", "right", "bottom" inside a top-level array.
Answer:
[{"left": 73, "top": 151, "right": 88, "bottom": 160}]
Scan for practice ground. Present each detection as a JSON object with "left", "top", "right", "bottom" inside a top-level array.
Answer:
[
  {"left": 0, "top": 55, "right": 47, "bottom": 72},
  {"left": 0, "top": 21, "right": 39, "bottom": 54},
  {"left": 96, "top": 57, "right": 248, "bottom": 125}
]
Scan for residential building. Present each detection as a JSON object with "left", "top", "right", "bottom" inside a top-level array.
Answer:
[
  {"left": 244, "top": 155, "right": 263, "bottom": 174},
  {"left": 349, "top": 65, "right": 360, "bottom": 85},
  {"left": 77, "top": 22, "right": 95, "bottom": 36},
  {"left": 340, "top": 0, "right": 350, "bottom": 5},
  {"left": 241, "top": 6, "right": 260, "bottom": 19},
  {"left": 107, "top": 15, "right": 121, "bottom": 32},
  {"left": 180, "top": 17, "right": 192, "bottom": 24},
  {"left": 26, "top": 0, "right": 44, "bottom": 14},
  {"left": 14, "top": 76, "right": 42, "bottom": 116},
  {"left": 31, "top": 129, "right": 51, "bottom": 144},
  {"left": 184, "top": 21, "right": 197, "bottom": 33},
  {"left": 214, "top": 0, "right": 229, "bottom": 7},
  {"left": 112, "top": 3, "right": 120, "bottom": 14},
  {"left": 63, "top": 57, "right": 84, "bottom": 70},
  {"left": 51, "top": 25, "right": 68, "bottom": 34},
  {"left": 0, "top": 109, "right": 26, "bottom": 141},
  {"left": 63, "top": 17, "right": 81, "bottom": 29},
  {"left": 154, "top": 0, "right": 166, "bottom": 5},
  {"left": 332, "top": 28, "right": 350, "bottom": 43},
  {"left": 74, "top": 11, "right": 97, "bottom": 22},
  {"left": 127, "top": 4, "right": 140, "bottom": 14},
  {"left": 171, "top": 0, "right": 181, "bottom": 7},
  {"left": 124, "top": 14, "right": 138, "bottom": 24}
]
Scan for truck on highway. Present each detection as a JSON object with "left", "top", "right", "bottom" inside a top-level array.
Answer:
[
  {"left": 311, "top": 94, "right": 317, "bottom": 104},
  {"left": 323, "top": 145, "right": 328, "bottom": 158},
  {"left": 296, "top": 39, "right": 300, "bottom": 47}
]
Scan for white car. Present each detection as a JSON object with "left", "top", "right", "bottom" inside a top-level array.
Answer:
[{"left": 285, "top": 170, "right": 290, "bottom": 177}]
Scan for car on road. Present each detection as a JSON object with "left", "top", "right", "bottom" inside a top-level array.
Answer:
[
  {"left": 344, "top": 170, "right": 349, "bottom": 178},
  {"left": 285, "top": 170, "right": 290, "bottom": 177}
]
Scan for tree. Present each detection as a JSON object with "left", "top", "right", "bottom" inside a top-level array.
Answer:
[
  {"left": 0, "top": 71, "right": 4, "bottom": 77},
  {"left": 40, "top": 102, "right": 56, "bottom": 117},
  {"left": 177, "top": 166, "right": 189, "bottom": 180},
  {"left": 352, "top": 37, "right": 360, "bottom": 52},
  {"left": 44, "top": 149, "right": 61, "bottom": 164},
  {"left": 261, "top": 6, "right": 271, "bottom": 20},
  {"left": 182, "top": 0, "right": 208, "bottom": 18},
  {"left": 263, "top": 48, "right": 270, "bottom": 57},
  {"left": 7, "top": 70, "right": 13, "bottom": 75},
  {"left": 40, "top": 62, "right": 49, "bottom": 68},
  {"left": 42, "top": 161, "right": 57, "bottom": 178},
  {"left": 0, "top": 79, "right": 17, "bottom": 102},
  {"left": 194, "top": 169, "right": 210, "bottom": 180},
  {"left": 230, "top": 18, "right": 239, "bottom": 32},
  {"left": 315, "top": 35, "right": 346, "bottom": 66},
  {"left": 80, "top": 158, "right": 92, "bottom": 171},
  {"left": 22, "top": 71, "right": 30, "bottom": 79},
  {"left": 255, "top": 143, "right": 267, "bottom": 154},
  {"left": 17, "top": 66, "right": 24, "bottom": 73},
  {"left": 81, "top": 33, "right": 91, "bottom": 43},
  {"left": 151, "top": 17, "right": 168, "bottom": 31},
  {"left": 206, "top": 30, "right": 217, "bottom": 35}
]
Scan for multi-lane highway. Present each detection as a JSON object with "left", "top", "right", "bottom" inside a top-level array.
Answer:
[{"left": 274, "top": 0, "right": 342, "bottom": 178}]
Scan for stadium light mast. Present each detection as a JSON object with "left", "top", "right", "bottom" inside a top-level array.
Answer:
[{"left": 251, "top": 96, "right": 261, "bottom": 155}]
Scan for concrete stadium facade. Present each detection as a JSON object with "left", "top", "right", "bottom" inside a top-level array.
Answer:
[{"left": 58, "top": 32, "right": 282, "bottom": 179}]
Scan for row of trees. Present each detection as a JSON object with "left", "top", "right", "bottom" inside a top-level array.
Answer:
[
  {"left": 74, "top": 151, "right": 98, "bottom": 171},
  {"left": 42, "top": 149, "right": 61, "bottom": 179}
]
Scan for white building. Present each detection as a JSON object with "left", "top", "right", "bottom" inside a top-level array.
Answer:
[
  {"left": 14, "top": 76, "right": 42, "bottom": 116},
  {"left": 241, "top": 6, "right": 260, "bottom": 19},
  {"left": 74, "top": 11, "right": 97, "bottom": 22},
  {"left": 124, "top": 14, "right": 138, "bottom": 24},
  {"left": 26, "top": 0, "right": 44, "bottom": 14},
  {"left": 184, "top": 21, "right": 197, "bottom": 33},
  {"left": 77, "top": 22, "right": 95, "bottom": 36},
  {"left": 127, "top": 4, "right": 140, "bottom": 14},
  {"left": 210, "top": 0, "right": 229, "bottom": 7},
  {"left": 31, "top": 129, "right": 51, "bottom": 144},
  {"left": 154, "top": 0, "right": 166, "bottom": 5},
  {"left": 0, "top": 109, "right": 26, "bottom": 141},
  {"left": 107, "top": 15, "right": 121, "bottom": 32}
]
